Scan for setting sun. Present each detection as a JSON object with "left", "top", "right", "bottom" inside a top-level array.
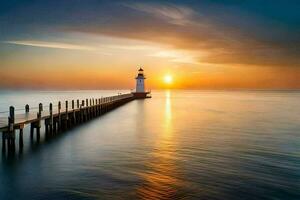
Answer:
[{"left": 164, "top": 75, "right": 173, "bottom": 84}]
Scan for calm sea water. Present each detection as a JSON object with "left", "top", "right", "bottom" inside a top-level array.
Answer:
[{"left": 0, "top": 90, "right": 299, "bottom": 200}]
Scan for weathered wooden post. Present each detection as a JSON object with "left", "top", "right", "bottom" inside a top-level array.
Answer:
[
  {"left": 77, "top": 99, "right": 80, "bottom": 109},
  {"left": 107, "top": 97, "right": 109, "bottom": 111},
  {"left": 7, "top": 106, "right": 15, "bottom": 152},
  {"left": 92, "top": 98, "right": 95, "bottom": 118},
  {"left": 24, "top": 104, "right": 29, "bottom": 144},
  {"left": 99, "top": 98, "right": 102, "bottom": 115},
  {"left": 104, "top": 97, "right": 107, "bottom": 112},
  {"left": 39, "top": 103, "right": 43, "bottom": 112},
  {"left": 72, "top": 100, "right": 76, "bottom": 126},
  {"left": 100, "top": 98, "right": 102, "bottom": 114},
  {"left": 96, "top": 99, "right": 99, "bottom": 116},
  {"left": 108, "top": 97, "right": 111, "bottom": 111},
  {"left": 86, "top": 99, "right": 89, "bottom": 120},
  {"left": 90, "top": 99, "right": 92, "bottom": 118},
  {"left": 58, "top": 101, "right": 61, "bottom": 132},
  {"left": 102, "top": 97, "right": 105, "bottom": 113},
  {"left": 101, "top": 97, "right": 104, "bottom": 114},
  {"left": 81, "top": 100, "right": 85, "bottom": 122},
  {"left": 90, "top": 98, "right": 93, "bottom": 118},
  {"left": 19, "top": 124, "right": 24, "bottom": 150},
  {"left": 92, "top": 98, "right": 95, "bottom": 117},
  {"left": 25, "top": 104, "right": 30, "bottom": 113},
  {"left": 95, "top": 99, "right": 97, "bottom": 116},
  {"left": 30, "top": 123, "right": 34, "bottom": 140},
  {"left": 72, "top": 100, "right": 74, "bottom": 111},
  {"left": 76, "top": 99, "right": 80, "bottom": 123},
  {"left": 65, "top": 101, "right": 69, "bottom": 130},
  {"left": 36, "top": 103, "right": 42, "bottom": 142},
  {"left": 49, "top": 103, "right": 53, "bottom": 134}
]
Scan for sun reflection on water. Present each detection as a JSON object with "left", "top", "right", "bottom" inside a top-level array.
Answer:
[
  {"left": 164, "top": 90, "right": 172, "bottom": 138},
  {"left": 137, "top": 90, "right": 182, "bottom": 199}
]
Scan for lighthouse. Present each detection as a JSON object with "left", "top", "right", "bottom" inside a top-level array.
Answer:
[
  {"left": 136, "top": 67, "right": 145, "bottom": 92},
  {"left": 132, "top": 67, "right": 151, "bottom": 99}
]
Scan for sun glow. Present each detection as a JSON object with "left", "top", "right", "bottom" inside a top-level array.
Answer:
[{"left": 164, "top": 75, "right": 173, "bottom": 84}]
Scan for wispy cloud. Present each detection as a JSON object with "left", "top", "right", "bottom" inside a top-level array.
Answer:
[
  {"left": 122, "top": 2, "right": 195, "bottom": 25},
  {"left": 150, "top": 50, "right": 199, "bottom": 64},
  {"left": 105, "top": 44, "right": 157, "bottom": 51},
  {"left": 3, "top": 40, "right": 96, "bottom": 51}
]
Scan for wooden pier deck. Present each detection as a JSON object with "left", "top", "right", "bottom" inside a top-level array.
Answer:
[{"left": 0, "top": 93, "right": 136, "bottom": 152}]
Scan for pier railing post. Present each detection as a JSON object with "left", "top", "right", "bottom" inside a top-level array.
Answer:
[
  {"left": 39, "top": 103, "right": 43, "bottom": 112},
  {"left": 19, "top": 125, "right": 24, "bottom": 151},
  {"left": 72, "top": 100, "right": 74, "bottom": 110},
  {"left": 99, "top": 98, "right": 101, "bottom": 115},
  {"left": 58, "top": 101, "right": 61, "bottom": 131},
  {"left": 86, "top": 99, "right": 89, "bottom": 120},
  {"left": 81, "top": 100, "right": 85, "bottom": 122},
  {"left": 72, "top": 100, "right": 76, "bottom": 126},
  {"left": 95, "top": 99, "right": 98, "bottom": 116},
  {"left": 36, "top": 103, "right": 42, "bottom": 142},
  {"left": 49, "top": 103, "right": 53, "bottom": 134},
  {"left": 9, "top": 106, "right": 15, "bottom": 132},
  {"left": 25, "top": 104, "right": 30, "bottom": 113},
  {"left": 7, "top": 106, "right": 15, "bottom": 152},
  {"left": 89, "top": 99, "right": 92, "bottom": 118},
  {"left": 92, "top": 98, "right": 95, "bottom": 118},
  {"left": 65, "top": 101, "right": 69, "bottom": 129},
  {"left": 45, "top": 103, "right": 53, "bottom": 137}
]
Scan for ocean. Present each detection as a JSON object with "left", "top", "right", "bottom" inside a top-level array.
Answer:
[{"left": 0, "top": 90, "right": 299, "bottom": 199}]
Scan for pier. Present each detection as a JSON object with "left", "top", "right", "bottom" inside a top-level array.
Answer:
[
  {"left": 0, "top": 93, "right": 140, "bottom": 153},
  {"left": 0, "top": 68, "right": 151, "bottom": 153}
]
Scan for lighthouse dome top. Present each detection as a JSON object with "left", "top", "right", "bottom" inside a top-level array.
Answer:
[{"left": 138, "top": 67, "right": 144, "bottom": 72}]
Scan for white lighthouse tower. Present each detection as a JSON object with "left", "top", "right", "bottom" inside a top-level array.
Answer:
[
  {"left": 132, "top": 67, "right": 151, "bottom": 98},
  {"left": 136, "top": 67, "right": 145, "bottom": 92}
]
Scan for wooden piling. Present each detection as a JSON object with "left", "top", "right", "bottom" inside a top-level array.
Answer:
[
  {"left": 65, "top": 101, "right": 69, "bottom": 130},
  {"left": 90, "top": 99, "right": 92, "bottom": 118},
  {"left": 39, "top": 103, "right": 43, "bottom": 112},
  {"left": 86, "top": 99, "right": 89, "bottom": 120},
  {"left": 36, "top": 103, "right": 42, "bottom": 142},
  {"left": 25, "top": 104, "right": 30, "bottom": 113},
  {"left": 72, "top": 100, "right": 76, "bottom": 126},
  {"left": 49, "top": 103, "right": 53, "bottom": 135},
  {"left": 81, "top": 100, "right": 85, "bottom": 122},
  {"left": 76, "top": 99, "right": 80, "bottom": 123},
  {"left": 19, "top": 127, "right": 23, "bottom": 149},
  {"left": 92, "top": 98, "right": 95, "bottom": 118},
  {"left": 96, "top": 99, "right": 99, "bottom": 116},
  {"left": 8, "top": 106, "right": 16, "bottom": 152},
  {"left": 58, "top": 101, "right": 61, "bottom": 132},
  {"left": 30, "top": 123, "right": 34, "bottom": 139}
]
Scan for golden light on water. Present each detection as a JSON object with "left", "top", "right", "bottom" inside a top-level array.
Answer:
[{"left": 137, "top": 90, "right": 181, "bottom": 199}]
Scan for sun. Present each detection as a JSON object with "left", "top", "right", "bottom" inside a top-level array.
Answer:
[{"left": 164, "top": 75, "right": 173, "bottom": 84}]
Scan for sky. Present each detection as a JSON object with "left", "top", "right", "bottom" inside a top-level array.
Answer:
[{"left": 0, "top": 0, "right": 300, "bottom": 89}]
